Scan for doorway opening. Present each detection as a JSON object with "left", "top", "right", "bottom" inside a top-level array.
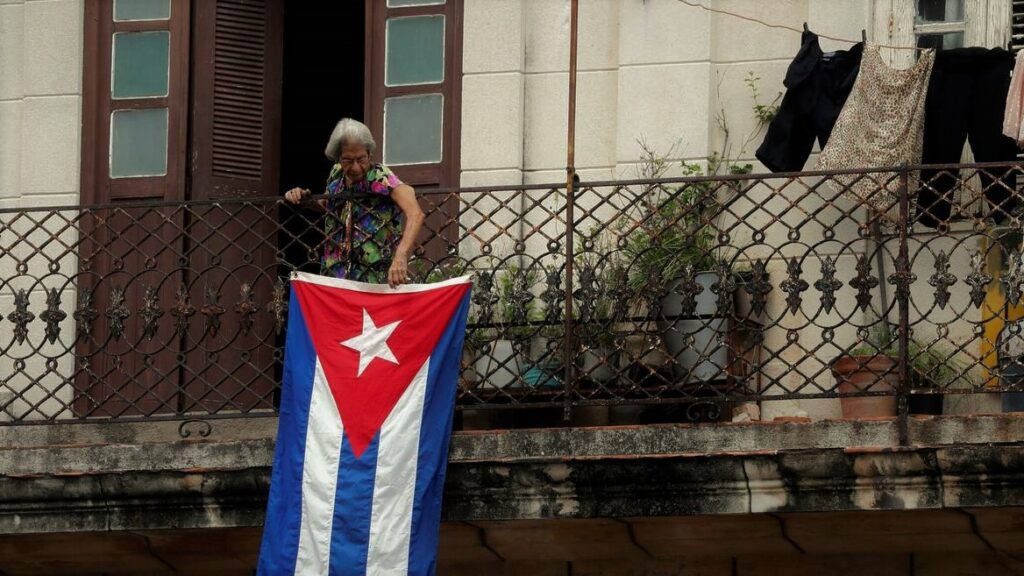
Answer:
[{"left": 280, "top": 0, "right": 366, "bottom": 273}]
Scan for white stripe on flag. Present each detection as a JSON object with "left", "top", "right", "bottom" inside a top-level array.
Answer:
[
  {"left": 295, "top": 360, "right": 345, "bottom": 576},
  {"left": 366, "top": 358, "right": 430, "bottom": 575}
]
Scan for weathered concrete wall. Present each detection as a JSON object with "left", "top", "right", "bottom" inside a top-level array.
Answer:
[
  {"left": 3, "top": 414, "right": 1024, "bottom": 535},
  {"left": 2, "top": 415, "right": 1023, "bottom": 573}
]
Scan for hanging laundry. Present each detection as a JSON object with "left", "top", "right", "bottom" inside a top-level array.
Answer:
[
  {"left": 1003, "top": 50, "right": 1024, "bottom": 146},
  {"left": 818, "top": 44, "right": 934, "bottom": 214},
  {"left": 755, "top": 29, "right": 863, "bottom": 172},
  {"left": 917, "top": 47, "right": 1018, "bottom": 228}
]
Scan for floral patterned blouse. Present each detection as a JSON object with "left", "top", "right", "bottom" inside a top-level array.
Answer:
[{"left": 321, "top": 163, "right": 404, "bottom": 283}]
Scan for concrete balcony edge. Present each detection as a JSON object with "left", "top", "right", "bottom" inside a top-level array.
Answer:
[{"left": 0, "top": 414, "right": 1022, "bottom": 534}]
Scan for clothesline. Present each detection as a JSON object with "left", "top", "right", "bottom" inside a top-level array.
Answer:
[{"left": 676, "top": 0, "right": 928, "bottom": 51}]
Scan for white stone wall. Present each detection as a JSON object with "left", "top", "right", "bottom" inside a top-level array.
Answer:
[
  {"left": 0, "top": 0, "right": 83, "bottom": 420},
  {"left": 0, "top": 0, "right": 83, "bottom": 207}
]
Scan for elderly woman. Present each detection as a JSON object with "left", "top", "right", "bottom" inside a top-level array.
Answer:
[{"left": 284, "top": 118, "right": 425, "bottom": 288}]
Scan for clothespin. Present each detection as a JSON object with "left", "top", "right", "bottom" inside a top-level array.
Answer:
[
  {"left": 803, "top": 22, "right": 809, "bottom": 33},
  {"left": 861, "top": 29, "right": 867, "bottom": 43}
]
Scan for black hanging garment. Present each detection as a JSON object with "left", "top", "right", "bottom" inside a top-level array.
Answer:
[
  {"left": 916, "top": 47, "right": 1019, "bottom": 228},
  {"left": 755, "top": 30, "right": 864, "bottom": 172}
]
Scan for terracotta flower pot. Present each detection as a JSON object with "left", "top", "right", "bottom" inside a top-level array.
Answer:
[{"left": 831, "top": 355, "right": 898, "bottom": 418}]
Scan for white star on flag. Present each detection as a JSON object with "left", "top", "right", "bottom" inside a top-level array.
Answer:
[{"left": 340, "top": 309, "right": 401, "bottom": 377}]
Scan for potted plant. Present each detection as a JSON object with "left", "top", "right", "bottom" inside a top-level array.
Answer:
[
  {"left": 831, "top": 325, "right": 900, "bottom": 418},
  {"left": 471, "top": 263, "right": 546, "bottom": 389},
  {"left": 832, "top": 325, "right": 967, "bottom": 417},
  {"left": 907, "top": 340, "right": 970, "bottom": 415},
  {"left": 614, "top": 156, "right": 743, "bottom": 385}
]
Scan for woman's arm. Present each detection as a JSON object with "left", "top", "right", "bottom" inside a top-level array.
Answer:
[
  {"left": 388, "top": 183, "right": 425, "bottom": 288},
  {"left": 283, "top": 187, "right": 327, "bottom": 211}
]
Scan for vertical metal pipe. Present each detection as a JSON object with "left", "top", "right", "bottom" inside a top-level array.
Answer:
[
  {"left": 897, "top": 168, "right": 911, "bottom": 446},
  {"left": 563, "top": 0, "right": 579, "bottom": 421}
]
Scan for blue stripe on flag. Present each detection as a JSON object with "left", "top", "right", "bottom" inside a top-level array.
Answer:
[
  {"left": 408, "top": 291, "right": 472, "bottom": 576},
  {"left": 258, "top": 290, "right": 318, "bottom": 575},
  {"left": 330, "top": 433, "right": 380, "bottom": 574}
]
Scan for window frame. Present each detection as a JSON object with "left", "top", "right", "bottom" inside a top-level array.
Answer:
[
  {"left": 365, "top": 0, "right": 463, "bottom": 187},
  {"left": 884, "top": 0, "right": 1010, "bottom": 65},
  {"left": 81, "top": 0, "right": 191, "bottom": 204}
]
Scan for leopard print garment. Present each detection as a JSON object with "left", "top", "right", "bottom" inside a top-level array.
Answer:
[{"left": 818, "top": 44, "right": 935, "bottom": 216}]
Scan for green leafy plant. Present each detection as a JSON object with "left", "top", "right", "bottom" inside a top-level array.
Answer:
[
  {"left": 846, "top": 324, "right": 971, "bottom": 389},
  {"left": 494, "top": 263, "right": 542, "bottom": 342},
  {"left": 615, "top": 151, "right": 718, "bottom": 294},
  {"left": 745, "top": 71, "right": 781, "bottom": 125}
]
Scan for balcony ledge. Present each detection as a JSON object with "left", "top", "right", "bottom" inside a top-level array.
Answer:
[{"left": 1, "top": 414, "right": 1023, "bottom": 534}]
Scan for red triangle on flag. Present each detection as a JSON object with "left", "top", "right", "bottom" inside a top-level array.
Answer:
[{"left": 292, "top": 280, "right": 470, "bottom": 458}]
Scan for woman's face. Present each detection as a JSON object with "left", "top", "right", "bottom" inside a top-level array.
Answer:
[{"left": 339, "top": 143, "right": 371, "bottom": 182}]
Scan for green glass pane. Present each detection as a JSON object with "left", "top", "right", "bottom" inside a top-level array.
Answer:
[
  {"left": 112, "top": 31, "right": 170, "bottom": 98},
  {"left": 384, "top": 94, "right": 443, "bottom": 165},
  {"left": 387, "top": 0, "right": 444, "bottom": 6},
  {"left": 114, "top": 0, "right": 171, "bottom": 21},
  {"left": 110, "top": 108, "right": 168, "bottom": 178},
  {"left": 386, "top": 16, "right": 444, "bottom": 86}
]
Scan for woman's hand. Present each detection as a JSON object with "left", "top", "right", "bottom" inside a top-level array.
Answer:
[
  {"left": 283, "top": 187, "right": 311, "bottom": 204},
  {"left": 388, "top": 251, "right": 410, "bottom": 289}
]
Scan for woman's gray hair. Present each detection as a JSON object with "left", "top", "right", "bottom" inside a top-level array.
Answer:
[{"left": 324, "top": 118, "right": 377, "bottom": 161}]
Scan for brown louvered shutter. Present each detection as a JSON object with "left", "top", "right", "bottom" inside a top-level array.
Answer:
[
  {"left": 1014, "top": 1, "right": 1024, "bottom": 53},
  {"left": 185, "top": 0, "right": 283, "bottom": 413},
  {"left": 191, "top": 0, "right": 282, "bottom": 200}
]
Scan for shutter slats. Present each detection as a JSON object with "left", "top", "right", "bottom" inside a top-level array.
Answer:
[
  {"left": 212, "top": 0, "right": 266, "bottom": 179},
  {"left": 1013, "top": 1, "right": 1024, "bottom": 52}
]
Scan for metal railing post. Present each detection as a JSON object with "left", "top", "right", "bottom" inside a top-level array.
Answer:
[
  {"left": 562, "top": 0, "right": 579, "bottom": 422},
  {"left": 897, "top": 167, "right": 911, "bottom": 445}
]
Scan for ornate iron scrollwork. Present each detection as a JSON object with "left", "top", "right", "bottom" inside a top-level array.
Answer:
[
  {"left": 105, "top": 286, "right": 130, "bottom": 341},
  {"left": 888, "top": 253, "right": 917, "bottom": 303},
  {"left": 965, "top": 251, "right": 992, "bottom": 309},
  {"left": 1004, "top": 250, "right": 1024, "bottom": 306},
  {"left": 8, "top": 289, "right": 35, "bottom": 345},
  {"left": 200, "top": 286, "right": 225, "bottom": 337},
  {"left": 608, "top": 264, "right": 631, "bottom": 322},
  {"left": 74, "top": 290, "right": 98, "bottom": 339},
  {"left": 269, "top": 278, "right": 288, "bottom": 335},
  {"left": 928, "top": 251, "right": 956, "bottom": 310},
  {"left": 178, "top": 419, "right": 212, "bottom": 438},
  {"left": 39, "top": 288, "right": 66, "bottom": 344},
  {"left": 234, "top": 283, "right": 260, "bottom": 335},
  {"left": 710, "top": 262, "right": 736, "bottom": 316},
  {"left": 814, "top": 257, "right": 843, "bottom": 314},
  {"left": 139, "top": 286, "right": 162, "bottom": 341},
  {"left": 541, "top": 268, "right": 564, "bottom": 323},
  {"left": 170, "top": 283, "right": 195, "bottom": 337},
  {"left": 573, "top": 263, "right": 597, "bottom": 324},
  {"left": 472, "top": 271, "right": 499, "bottom": 323},
  {"left": 508, "top": 268, "right": 534, "bottom": 326},
  {"left": 849, "top": 255, "right": 878, "bottom": 313},
  {"left": 675, "top": 265, "right": 703, "bottom": 318},
  {"left": 780, "top": 257, "right": 809, "bottom": 314},
  {"left": 747, "top": 259, "right": 772, "bottom": 317}
]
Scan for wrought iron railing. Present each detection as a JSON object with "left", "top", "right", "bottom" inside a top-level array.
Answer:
[{"left": 3, "top": 162, "right": 1024, "bottom": 434}]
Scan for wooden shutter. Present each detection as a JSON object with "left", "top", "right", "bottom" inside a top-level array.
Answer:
[
  {"left": 185, "top": 0, "right": 283, "bottom": 413},
  {"left": 76, "top": 0, "right": 192, "bottom": 417},
  {"left": 190, "top": 0, "right": 282, "bottom": 200},
  {"left": 1014, "top": 1, "right": 1024, "bottom": 52}
]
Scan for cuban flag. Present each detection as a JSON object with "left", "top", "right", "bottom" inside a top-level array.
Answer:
[{"left": 258, "top": 271, "right": 472, "bottom": 576}]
